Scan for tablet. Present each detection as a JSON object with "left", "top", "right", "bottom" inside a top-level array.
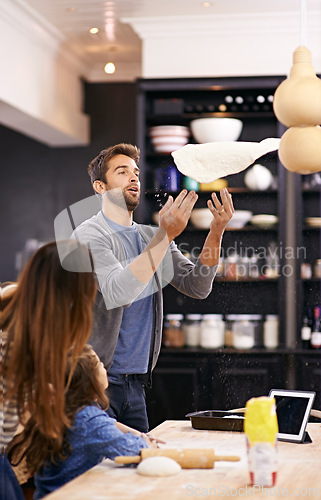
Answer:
[{"left": 269, "top": 389, "right": 315, "bottom": 443}]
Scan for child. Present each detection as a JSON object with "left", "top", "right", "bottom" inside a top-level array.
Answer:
[{"left": 8, "top": 345, "right": 153, "bottom": 499}]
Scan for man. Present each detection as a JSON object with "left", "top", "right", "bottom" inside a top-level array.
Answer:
[{"left": 73, "top": 143, "right": 234, "bottom": 432}]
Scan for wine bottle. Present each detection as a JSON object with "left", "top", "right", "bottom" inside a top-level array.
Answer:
[
  {"left": 311, "top": 306, "right": 321, "bottom": 348},
  {"left": 301, "top": 315, "right": 311, "bottom": 349}
]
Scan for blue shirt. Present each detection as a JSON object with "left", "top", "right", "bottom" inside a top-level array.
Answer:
[
  {"left": 34, "top": 405, "right": 148, "bottom": 499},
  {"left": 103, "top": 216, "right": 154, "bottom": 375}
]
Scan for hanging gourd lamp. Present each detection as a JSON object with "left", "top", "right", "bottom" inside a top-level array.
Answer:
[{"left": 273, "top": 1, "right": 321, "bottom": 174}]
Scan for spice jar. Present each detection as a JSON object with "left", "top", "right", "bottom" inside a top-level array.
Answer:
[
  {"left": 182, "top": 314, "right": 202, "bottom": 347},
  {"left": 263, "top": 315, "right": 279, "bottom": 349},
  {"left": 163, "top": 314, "right": 184, "bottom": 347},
  {"left": 200, "top": 314, "right": 225, "bottom": 349}
]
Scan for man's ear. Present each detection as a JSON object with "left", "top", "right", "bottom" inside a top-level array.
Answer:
[{"left": 93, "top": 180, "right": 106, "bottom": 194}]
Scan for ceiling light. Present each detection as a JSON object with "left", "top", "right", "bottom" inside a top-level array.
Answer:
[
  {"left": 66, "top": 7, "right": 76, "bottom": 13},
  {"left": 104, "top": 62, "right": 116, "bottom": 74},
  {"left": 201, "top": 2, "right": 212, "bottom": 7},
  {"left": 89, "top": 27, "right": 99, "bottom": 34}
]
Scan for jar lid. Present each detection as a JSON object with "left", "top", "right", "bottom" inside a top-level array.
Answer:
[
  {"left": 265, "top": 314, "right": 279, "bottom": 320},
  {"left": 165, "top": 314, "right": 184, "bottom": 320},
  {"left": 185, "top": 314, "right": 202, "bottom": 320},
  {"left": 202, "top": 314, "right": 223, "bottom": 320}
]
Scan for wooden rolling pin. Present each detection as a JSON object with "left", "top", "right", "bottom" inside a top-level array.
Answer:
[{"left": 114, "top": 449, "right": 240, "bottom": 469}]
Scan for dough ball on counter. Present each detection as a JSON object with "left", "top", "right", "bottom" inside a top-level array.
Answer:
[{"left": 137, "top": 456, "right": 181, "bottom": 476}]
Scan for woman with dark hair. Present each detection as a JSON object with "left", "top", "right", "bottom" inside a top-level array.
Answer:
[
  {"left": 8, "top": 345, "right": 151, "bottom": 499},
  {"left": 0, "top": 240, "right": 97, "bottom": 452}
]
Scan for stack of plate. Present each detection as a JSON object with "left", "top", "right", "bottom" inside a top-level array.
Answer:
[
  {"left": 149, "top": 125, "right": 190, "bottom": 153},
  {"left": 305, "top": 217, "right": 321, "bottom": 228}
]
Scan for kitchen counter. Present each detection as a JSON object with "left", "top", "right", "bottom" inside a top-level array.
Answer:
[{"left": 45, "top": 420, "right": 321, "bottom": 499}]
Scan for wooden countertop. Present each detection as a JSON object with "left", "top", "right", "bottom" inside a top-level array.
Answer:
[{"left": 46, "top": 420, "right": 321, "bottom": 499}]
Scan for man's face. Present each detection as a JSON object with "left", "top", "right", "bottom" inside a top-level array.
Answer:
[{"left": 104, "top": 154, "right": 140, "bottom": 211}]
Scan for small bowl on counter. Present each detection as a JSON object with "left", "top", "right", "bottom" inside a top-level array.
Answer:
[
  {"left": 250, "top": 214, "right": 278, "bottom": 228},
  {"left": 227, "top": 210, "right": 252, "bottom": 229},
  {"left": 190, "top": 208, "right": 213, "bottom": 229},
  {"left": 190, "top": 117, "right": 243, "bottom": 143}
]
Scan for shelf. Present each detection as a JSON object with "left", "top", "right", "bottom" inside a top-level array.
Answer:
[
  {"left": 146, "top": 188, "right": 277, "bottom": 195},
  {"left": 146, "top": 112, "right": 275, "bottom": 122},
  {"left": 215, "top": 276, "right": 279, "bottom": 283},
  {"left": 182, "top": 225, "right": 278, "bottom": 232},
  {"left": 302, "top": 188, "right": 321, "bottom": 193}
]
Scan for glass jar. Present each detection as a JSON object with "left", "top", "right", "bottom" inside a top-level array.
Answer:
[
  {"left": 314, "top": 260, "right": 321, "bottom": 279},
  {"left": 200, "top": 314, "right": 225, "bottom": 349},
  {"left": 225, "top": 314, "right": 239, "bottom": 347},
  {"left": 182, "top": 314, "right": 202, "bottom": 347},
  {"left": 263, "top": 315, "right": 279, "bottom": 349},
  {"left": 232, "top": 315, "right": 262, "bottom": 350},
  {"left": 225, "top": 253, "right": 238, "bottom": 280},
  {"left": 163, "top": 314, "right": 184, "bottom": 347}
]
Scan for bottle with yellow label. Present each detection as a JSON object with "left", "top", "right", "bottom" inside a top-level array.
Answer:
[{"left": 244, "top": 396, "right": 278, "bottom": 487}]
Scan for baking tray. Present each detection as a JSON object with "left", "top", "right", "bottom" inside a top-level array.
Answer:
[{"left": 186, "top": 410, "right": 245, "bottom": 432}]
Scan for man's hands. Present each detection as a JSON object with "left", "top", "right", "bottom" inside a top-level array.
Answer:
[
  {"left": 158, "top": 189, "right": 198, "bottom": 242},
  {"left": 207, "top": 188, "right": 234, "bottom": 234}
]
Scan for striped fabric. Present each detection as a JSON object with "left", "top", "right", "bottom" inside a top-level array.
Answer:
[{"left": 0, "top": 331, "right": 19, "bottom": 452}]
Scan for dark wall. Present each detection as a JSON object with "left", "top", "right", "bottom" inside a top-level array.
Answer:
[{"left": 0, "top": 82, "right": 137, "bottom": 282}]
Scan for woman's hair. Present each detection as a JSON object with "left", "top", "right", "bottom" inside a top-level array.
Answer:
[
  {"left": 7, "top": 345, "right": 109, "bottom": 474},
  {"left": 1, "top": 282, "right": 18, "bottom": 330},
  {"left": 1, "top": 241, "right": 97, "bottom": 445},
  {"left": 88, "top": 143, "right": 140, "bottom": 185}
]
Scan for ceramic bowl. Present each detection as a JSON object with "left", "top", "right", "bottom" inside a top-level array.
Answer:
[
  {"left": 190, "top": 208, "right": 213, "bottom": 229},
  {"left": 190, "top": 118, "right": 243, "bottom": 143},
  {"left": 227, "top": 210, "right": 252, "bottom": 229},
  {"left": 250, "top": 214, "right": 278, "bottom": 228}
]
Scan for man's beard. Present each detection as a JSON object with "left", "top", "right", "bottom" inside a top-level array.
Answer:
[{"left": 104, "top": 188, "right": 140, "bottom": 212}]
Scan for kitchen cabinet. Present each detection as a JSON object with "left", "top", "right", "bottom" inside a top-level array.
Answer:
[
  {"left": 145, "top": 348, "right": 288, "bottom": 429},
  {"left": 296, "top": 176, "right": 321, "bottom": 345},
  {"left": 136, "top": 76, "right": 287, "bottom": 341},
  {"left": 136, "top": 77, "right": 321, "bottom": 429},
  {"left": 295, "top": 352, "right": 321, "bottom": 408}
]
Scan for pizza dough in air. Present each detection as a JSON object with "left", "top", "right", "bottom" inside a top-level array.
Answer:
[
  {"left": 171, "top": 138, "right": 280, "bottom": 183},
  {"left": 137, "top": 456, "right": 181, "bottom": 476}
]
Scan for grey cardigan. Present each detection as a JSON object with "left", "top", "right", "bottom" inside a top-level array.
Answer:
[{"left": 73, "top": 211, "right": 217, "bottom": 383}]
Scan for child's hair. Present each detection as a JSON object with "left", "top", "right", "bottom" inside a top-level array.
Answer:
[
  {"left": 1, "top": 241, "right": 97, "bottom": 445},
  {"left": 7, "top": 345, "right": 109, "bottom": 474}
]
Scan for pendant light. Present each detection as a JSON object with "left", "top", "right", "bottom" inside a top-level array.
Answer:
[{"left": 273, "top": 0, "right": 321, "bottom": 174}]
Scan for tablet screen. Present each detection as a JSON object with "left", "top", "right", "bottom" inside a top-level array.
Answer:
[{"left": 269, "top": 389, "right": 315, "bottom": 442}]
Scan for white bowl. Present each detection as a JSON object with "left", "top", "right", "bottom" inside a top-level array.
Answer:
[
  {"left": 149, "top": 125, "right": 190, "bottom": 138},
  {"left": 190, "top": 208, "right": 213, "bottom": 229},
  {"left": 190, "top": 118, "right": 243, "bottom": 143},
  {"left": 251, "top": 214, "right": 278, "bottom": 228},
  {"left": 227, "top": 210, "right": 252, "bottom": 229}
]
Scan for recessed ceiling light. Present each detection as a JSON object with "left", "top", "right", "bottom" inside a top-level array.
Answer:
[
  {"left": 104, "top": 62, "right": 116, "bottom": 74},
  {"left": 201, "top": 2, "right": 212, "bottom": 7},
  {"left": 89, "top": 27, "right": 99, "bottom": 34},
  {"left": 66, "top": 7, "right": 76, "bottom": 13}
]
